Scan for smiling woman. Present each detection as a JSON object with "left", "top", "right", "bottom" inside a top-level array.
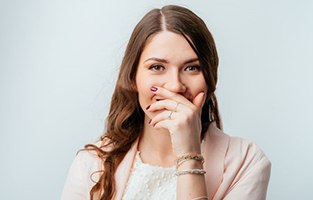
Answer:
[
  {"left": 136, "top": 31, "right": 207, "bottom": 123},
  {"left": 61, "top": 5, "right": 271, "bottom": 200}
]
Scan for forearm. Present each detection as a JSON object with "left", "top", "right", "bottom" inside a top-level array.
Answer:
[{"left": 176, "top": 158, "right": 208, "bottom": 200}]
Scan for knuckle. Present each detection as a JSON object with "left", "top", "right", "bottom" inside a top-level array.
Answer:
[
  {"left": 173, "top": 121, "right": 183, "bottom": 129},
  {"left": 190, "top": 105, "right": 198, "bottom": 112},
  {"left": 185, "top": 109, "right": 194, "bottom": 118},
  {"left": 169, "top": 93, "right": 176, "bottom": 99}
]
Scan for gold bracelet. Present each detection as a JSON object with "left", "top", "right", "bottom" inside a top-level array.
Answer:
[
  {"left": 191, "top": 196, "right": 209, "bottom": 200},
  {"left": 176, "top": 154, "right": 204, "bottom": 164},
  {"left": 175, "top": 169, "right": 206, "bottom": 176},
  {"left": 176, "top": 154, "right": 204, "bottom": 169},
  {"left": 176, "top": 158, "right": 204, "bottom": 169}
]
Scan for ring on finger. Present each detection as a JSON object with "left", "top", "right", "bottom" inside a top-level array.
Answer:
[
  {"left": 168, "top": 111, "right": 173, "bottom": 119},
  {"left": 174, "top": 102, "right": 180, "bottom": 112}
]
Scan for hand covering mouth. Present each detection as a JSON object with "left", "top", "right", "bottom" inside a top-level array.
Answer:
[{"left": 154, "top": 95, "right": 193, "bottom": 102}]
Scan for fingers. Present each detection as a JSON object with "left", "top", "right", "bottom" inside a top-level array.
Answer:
[
  {"left": 151, "top": 86, "right": 190, "bottom": 105},
  {"left": 192, "top": 92, "right": 206, "bottom": 109},
  {"left": 147, "top": 99, "right": 180, "bottom": 113},
  {"left": 149, "top": 110, "right": 174, "bottom": 127},
  {"left": 148, "top": 86, "right": 205, "bottom": 130},
  {"left": 150, "top": 86, "right": 206, "bottom": 110},
  {"left": 148, "top": 86, "right": 204, "bottom": 156}
]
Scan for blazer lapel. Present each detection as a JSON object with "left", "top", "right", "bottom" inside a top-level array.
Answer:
[
  {"left": 202, "top": 124, "right": 230, "bottom": 200},
  {"left": 114, "top": 139, "right": 139, "bottom": 200}
]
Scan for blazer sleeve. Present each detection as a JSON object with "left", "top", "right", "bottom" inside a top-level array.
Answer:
[
  {"left": 61, "top": 151, "right": 101, "bottom": 200},
  {"left": 221, "top": 140, "right": 271, "bottom": 200},
  {"left": 224, "top": 154, "right": 271, "bottom": 200}
]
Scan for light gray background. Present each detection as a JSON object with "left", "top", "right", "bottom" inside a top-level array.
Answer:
[{"left": 1, "top": 0, "right": 312, "bottom": 199}]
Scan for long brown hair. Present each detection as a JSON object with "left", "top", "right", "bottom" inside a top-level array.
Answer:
[{"left": 85, "top": 5, "right": 221, "bottom": 199}]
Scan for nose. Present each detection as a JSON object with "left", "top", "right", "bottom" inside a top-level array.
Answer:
[{"left": 163, "top": 71, "right": 186, "bottom": 93}]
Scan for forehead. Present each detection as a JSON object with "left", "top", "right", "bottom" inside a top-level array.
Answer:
[{"left": 140, "top": 31, "right": 198, "bottom": 62}]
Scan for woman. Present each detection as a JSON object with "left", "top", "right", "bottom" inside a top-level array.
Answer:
[{"left": 62, "top": 5, "right": 271, "bottom": 200}]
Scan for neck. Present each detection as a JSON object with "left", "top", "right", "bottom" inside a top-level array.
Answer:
[{"left": 138, "top": 117, "right": 176, "bottom": 167}]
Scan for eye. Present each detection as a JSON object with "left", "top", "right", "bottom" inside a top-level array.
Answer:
[
  {"left": 184, "top": 65, "right": 201, "bottom": 72},
  {"left": 148, "top": 64, "right": 165, "bottom": 71}
]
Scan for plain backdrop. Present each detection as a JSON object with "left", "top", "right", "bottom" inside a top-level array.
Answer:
[{"left": 1, "top": 0, "right": 312, "bottom": 199}]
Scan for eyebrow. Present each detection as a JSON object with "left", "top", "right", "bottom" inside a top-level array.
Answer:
[{"left": 144, "top": 57, "right": 199, "bottom": 64}]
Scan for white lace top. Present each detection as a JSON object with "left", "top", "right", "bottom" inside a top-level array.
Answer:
[{"left": 122, "top": 152, "right": 177, "bottom": 200}]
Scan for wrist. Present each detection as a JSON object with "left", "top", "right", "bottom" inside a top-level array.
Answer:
[
  {"left": 175, "top": 145, "right": 201, "bottom": 157},
  {"left": 176, "top": 159, "right": 204, "bottom": 170}
]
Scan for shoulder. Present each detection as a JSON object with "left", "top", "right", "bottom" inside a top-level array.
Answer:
[
  {"left": 73, "top": 139, "right": 113, "bottom": 164},
  {"left": 207, "top": 124, "right": 270, "bottom": 169},
  {"left": 74, "top": 141, "right": 103, "bottom": 165},
  {"left": 228, "top": 135, "right": 268, "bottom": 158},
  {"left": 209, "top": 129, "right": 271, "bottom": 199},
  {"left": 74, "top": 147, "right": 103, "bottom": 172},
  {"left": 222, "top": 134, "right": 271, "bottom": 199},
  {"left": 61, "top": 141, "right": 104, "bottom": 200},
  {"left": 226, "top": 135, "right": 271, "bottom": 171}
]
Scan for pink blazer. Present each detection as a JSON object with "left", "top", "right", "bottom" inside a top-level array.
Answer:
[{"left": 61, "top": 124, "right": 271, "bottom": 200}]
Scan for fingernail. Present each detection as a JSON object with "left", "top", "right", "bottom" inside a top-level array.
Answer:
[
  {"left": 150, "top": 87, "right": 158, "bottom": 92},
  {"left": 146, "top": 105, "right": 150, "bottom": 110}
]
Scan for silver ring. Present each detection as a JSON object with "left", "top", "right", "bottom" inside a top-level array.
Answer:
[
  {"left": 168, "top": 111, "right": 173, "bottom": 119},
  {"left": 174, "top": 102, "right": 179, "bottom": 112}
]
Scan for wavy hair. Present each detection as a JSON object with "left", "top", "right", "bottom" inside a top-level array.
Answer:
[{"left": 85, "top": 5, "right": 221, "bottom": 199}]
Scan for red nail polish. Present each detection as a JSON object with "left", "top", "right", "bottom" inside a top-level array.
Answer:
[
  {"left": 146, "top": 105, "right": 150, "bottom": 110},
  {"left": 150, "top": 87, "right": 158, "bottom": 92}
]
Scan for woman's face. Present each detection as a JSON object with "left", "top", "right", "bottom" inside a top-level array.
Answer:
[{"left": 135, "top": 31, "right": 208, "bottom": 120}]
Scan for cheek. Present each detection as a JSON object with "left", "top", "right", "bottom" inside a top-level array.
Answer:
[
  {"left": 190, "top": 78, "right": 207, "bottom": 94},
  {"left": 199, "top": 76, "right": 208, "bottom": 92},
  {"left": 187, "top": 79, "right": 208, "bottom": 104}
]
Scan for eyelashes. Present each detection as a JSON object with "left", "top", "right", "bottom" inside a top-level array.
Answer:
[
  {"left": 184, "top": 65, "right": 201, "bottom": 72},
  {"left": 148, "top": 64, "right": 165, "bottom": 71},
  {"left": 148, "top": 64, "right": 201, "bottom": 72}
]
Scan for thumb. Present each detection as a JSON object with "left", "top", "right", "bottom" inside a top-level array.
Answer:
[{"left": 192, "top": 92, "right": 206, "bottom": 109}]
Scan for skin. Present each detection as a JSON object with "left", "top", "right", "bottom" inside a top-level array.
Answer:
[{"left": 135, "top": 30, "right": 208, "bottom": 199}]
